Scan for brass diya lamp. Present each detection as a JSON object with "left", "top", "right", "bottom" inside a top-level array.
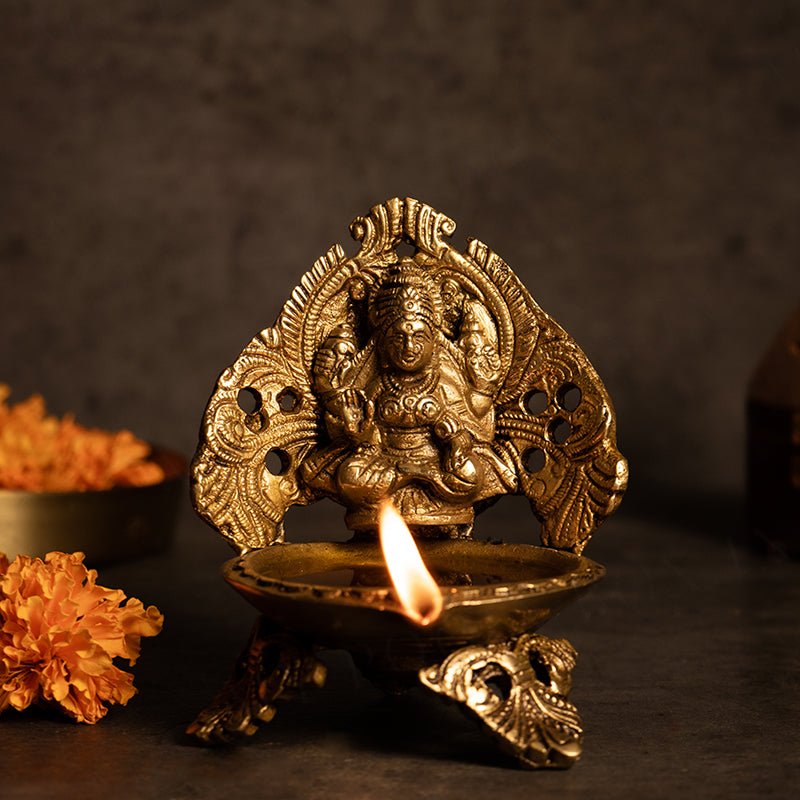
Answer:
[{"left": 187, "top": 198, "right": 628, "bottom": 768}]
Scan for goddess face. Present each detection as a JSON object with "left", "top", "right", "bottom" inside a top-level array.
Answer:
[{"left": 381, "top": 318, "right": 434, "bottom": 373}]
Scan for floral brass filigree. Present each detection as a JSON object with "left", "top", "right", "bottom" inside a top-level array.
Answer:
[
  {"left": 420, "top": 633, "right": 582, "bottom": 769},
  {"left": 192, "top": 197, "right": 627, "bottom": 553},
  {"left": 187, "top": 617, "right": 326, "bottom": 744}
]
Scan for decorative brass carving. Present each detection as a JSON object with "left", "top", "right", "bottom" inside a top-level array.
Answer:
[
  {"left": 186, "top": 616, "right": 326, "bottom": 744},
  {"left": 189, "top": 198, "right": 626, "bottom": 766},
  {"left": 420, "top": 633, "right": 582, "bottom": 769},
  {"left": 192, "top": 197, "right": 627, "bottom": 553}
]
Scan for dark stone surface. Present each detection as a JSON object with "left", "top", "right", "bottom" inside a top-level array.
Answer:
[
  {"left": 1, "top": 2, "right": 800, "bottom": 797},
  {"left": 1, "top": 501, "right": 799, "bottom": 799}
]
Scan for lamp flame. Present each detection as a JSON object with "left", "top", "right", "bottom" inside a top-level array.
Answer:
[{"left": 378, "top": 498, "right": 443, "bottom": 626}]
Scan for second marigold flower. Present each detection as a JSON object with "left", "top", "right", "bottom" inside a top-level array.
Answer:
[{"left": 0, "top": 550, "right": 163, "bottom": 724}]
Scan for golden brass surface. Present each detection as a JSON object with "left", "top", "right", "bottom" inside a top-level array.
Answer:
[
  {"left": 187, "top": 616, "right": 326, "bottom": 745},
  {"left": 190, "top": 198, "right": 627, "bottom": 766},
  {"left": 190, "top": 540, "right": 602, "bottom": 760},
  {"left": 420, "top": 633, "right": 582, "bottom": 769},
  {"left": 0, "top": 447, "right": 186, "bottom": 563},
  {"left": 192, "top": 197, "right": 627, "bottom": 553},
  {"left": 222, "top": 540, "right": 603, "bottom": 656}
]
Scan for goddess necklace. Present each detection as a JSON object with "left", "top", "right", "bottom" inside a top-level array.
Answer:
[{"left": 381, "top": 365, "right": 439, "bottom": 398}]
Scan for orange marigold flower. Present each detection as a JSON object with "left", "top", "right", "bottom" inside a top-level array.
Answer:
[
  {"left": 0, "top": 383, "right": 165, "bottom": 491},
  {"left": 0, "top": 550, "right": 163, "bottom": 723}
]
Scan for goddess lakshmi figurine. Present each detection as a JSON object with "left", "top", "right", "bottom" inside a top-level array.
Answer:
[{"left": 301, "top": 258, "right": 516, "bottom": 534}]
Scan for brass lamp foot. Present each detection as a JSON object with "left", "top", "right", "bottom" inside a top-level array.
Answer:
[
  {"left": 186, "top": 616, "right": 327, "bottom": 744},
  {"left": 419, "top": 633, "right": 583, "bottom": 769}
]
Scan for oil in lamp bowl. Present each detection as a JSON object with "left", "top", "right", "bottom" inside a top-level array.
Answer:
[
  {"left": 0, "top": 447, "right": 187, "bottom": 563},
  {"left": 223, "top": 539, "right": 605, "bottom": 683}
]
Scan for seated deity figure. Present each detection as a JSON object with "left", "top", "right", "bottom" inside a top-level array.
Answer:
[{"left": 300, "top": 259, "right": 516, "bottom": 533}]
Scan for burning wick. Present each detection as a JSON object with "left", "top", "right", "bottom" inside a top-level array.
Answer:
[{"left": 378, "top": 498, "right": 443, "bottom": 626}]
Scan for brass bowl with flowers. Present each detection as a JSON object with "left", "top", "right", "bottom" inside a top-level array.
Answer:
[
  {"left": 0, "top": 446, "right": 186, "bottom": 563},
  {"left": 0, "top": 385, "right": 186, "bottom": 563}
]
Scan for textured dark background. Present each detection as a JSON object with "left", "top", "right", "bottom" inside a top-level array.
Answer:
[
  {"left": 1, "top": 3, "right": 800, "bottom": 798},
  {"left": 2, "top": 0, "right": 799, "bottom": 497}
]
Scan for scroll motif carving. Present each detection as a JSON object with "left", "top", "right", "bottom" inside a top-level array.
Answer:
[
  {"left": 419, "top": 633, "right": 583, "bottom": 769},
  {"left": 192, "top": 198, "right": 627, "bottom": 553}
]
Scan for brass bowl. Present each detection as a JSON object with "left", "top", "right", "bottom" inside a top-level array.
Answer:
[
  {"left": 0, "top": 447, "right": 186, "bottom": 564},
  {"left": 224, "top": 540, "right": 604, "bottom": 683}
]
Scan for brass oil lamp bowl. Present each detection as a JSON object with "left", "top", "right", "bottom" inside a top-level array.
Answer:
[
  {"left": 223, "top": 539, "right": 605, "bottom": 689},
  {"left": 187, "top": 198, "right": 627, "bottom": 769}
]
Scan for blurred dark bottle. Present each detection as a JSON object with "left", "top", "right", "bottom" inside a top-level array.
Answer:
[{"left": 747, "top": 301, "right": 800, "bottom": 557}]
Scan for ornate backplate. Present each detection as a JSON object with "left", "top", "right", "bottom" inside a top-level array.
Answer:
[{"left": 191, "top": 197, "right": 627, "bottom": 554}]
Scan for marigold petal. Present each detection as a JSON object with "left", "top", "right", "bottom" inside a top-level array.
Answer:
[
  {"left": 94, "top": 665, "right": 137, "bottom": 705},
  {"left": 2, "top": 670, "right": 40, "bottom": 711},
  {"left": 120, "top": 603, "right": 164, "bottom": 663},
  {"left": 58, "top": 684, "right": 108, "bottom": 724},
  {"left": 41, "top": 659, "right": 70, "bottom": 702}
]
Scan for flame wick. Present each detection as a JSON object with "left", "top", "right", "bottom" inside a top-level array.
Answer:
[{"left": 378, "top": 498, "right": 443, "bottom": 626}]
